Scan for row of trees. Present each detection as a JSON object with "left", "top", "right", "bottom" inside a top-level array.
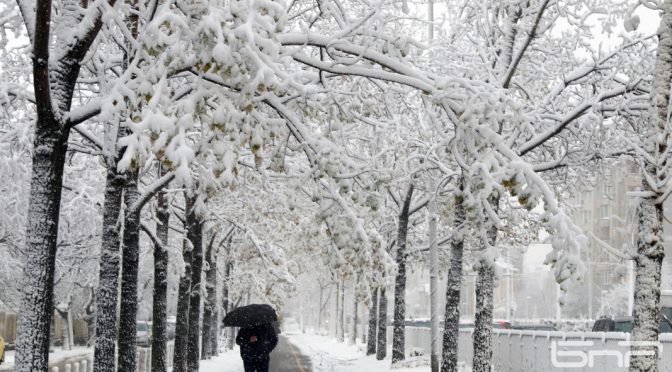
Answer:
[{"left": 1, "top": 0, "right": 671, "bottom": 372}]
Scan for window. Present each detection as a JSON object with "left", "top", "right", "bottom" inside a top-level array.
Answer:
[
  {"left": 601, "top": 205, "right": 610, "bottom": 218},
  {"left": 614, "top": 320, "right": 633, "bottom": 333}
]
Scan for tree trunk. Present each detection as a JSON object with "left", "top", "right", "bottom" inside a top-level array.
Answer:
[
  {"left": 318, "top": 285, "right": 324, "bottom": 333},
  {"left": 628, "top": 1, "right": 672, "bottom": 371},
  {"left": 93, "top": 164, "right": 126, "bottom": 372},
  {"left": 441, "top": 191, "right": 466, "bottom": 372},
  {"left": 361, "top": 305, "right": 367, "bottom": 345},
  {"left": 93, "top": 3, "right": 138, "bottom": 365},
  {"left": 117, "top": 173, "right": 141, "bottom": 372},
  {"left": 427, "top": 176, "right": 439, "bottom": 372},
  {"left": 186, "top": 195, "right": 204, "bottom": 372},
  {"left": 472, "top": 223, "right": 498, "bottom": 372},
  {"left": 56, "top": 308, "right": 72, "bottom": 351},
  {"left": 334, "top": 281, "right": 340, "bottom": 339},
  {"left": 201, "top": 233, "right": 217, "bottom": 360},
  {"left": 221, "top": 259, "right": 232, "bottom": 351},
  {"left": 472, "top": 260, "right": 494, "bottom": 372},
  {"left": 151, "top": 169, "right": 170, "bottom": 372},
  {"left": 211, "top": 299, "right": 219, "bottom": 357},
  {"left": 226, "top": 263, "right": 236, "bottom": 351},
  {"left": 338, "top": 279, "right": 345, "bottom": 342},
  {"left": 376, "top": 288, "right": 387, "bottom": 361},
  {"left": 12, "top": 0, "right": 94, "bottom": 366},
  {"left": 630, "top": 196, "right": 664, "bottom": 371},
  {"left": 13, "top": 118, "right": 69, "bottom": 372},
  {"left": 350, "top": 291, "right": 358, "bottom": 345},
  {"left": 113, "top": 7, "right": 141, "bottom": 371},
  {"left": 392, "top": 185, "right": 414, "bottom": 363},
  {"left": 173, "top": 195, "right": 195, "bottom": 372},
  {"left": 366, "top": 288, "right": 378, "bottom": 355}
]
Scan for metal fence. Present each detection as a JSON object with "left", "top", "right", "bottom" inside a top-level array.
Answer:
[
  {"left": 0, "top": 342, "right": 175, "bottom": 372},
  {"left": 400, "top": 326, "right": 672, "bottom": 371}
]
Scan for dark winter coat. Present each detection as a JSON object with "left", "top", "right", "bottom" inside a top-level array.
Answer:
[{"left": 236, "top": 323, "right": 278, "bottom": 361}]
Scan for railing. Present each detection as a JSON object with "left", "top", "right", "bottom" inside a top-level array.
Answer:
[
  {"left": 0, "top": 341, "right": 175, "bottom": 372},
  {"left": 0, "top": 353, "right": 94, "bottom": 372},
  {"left": 399, "top": 326, "right": 672, "bottom": 371},
  {"left": 49, "top": 356, "right": 93, "bottom": 372}
]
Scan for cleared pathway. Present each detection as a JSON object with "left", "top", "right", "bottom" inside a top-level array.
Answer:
[{"left": 268, "top": 336, "right": 312, "bottom": 372}]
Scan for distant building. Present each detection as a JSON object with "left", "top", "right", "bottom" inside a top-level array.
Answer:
[
  {"left": 565, "top": 160, "right": 672, "bottom": 318},
  {"left": 561, "top": 160, "right": 640, "bottom": 318},
  {"left": 404, "top": 159, "right": 672, "bottom": 321}
]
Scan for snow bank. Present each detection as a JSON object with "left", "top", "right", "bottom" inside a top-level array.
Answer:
[{"left": 288, "top": 333, "right": 471, "bottom": 372}]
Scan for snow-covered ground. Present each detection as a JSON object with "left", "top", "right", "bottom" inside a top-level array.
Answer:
[
  {"left": 0, "top": 337, "right": 473, "bottom": 372},
  {"left": 288, "top": 333, "right": 471, "bottom": 372},
  {"left": 200, "top": 334, "right": 472, "bottom": 372},
  {"left": 199, "top": 346, "right": 245, "bottom": 372}
]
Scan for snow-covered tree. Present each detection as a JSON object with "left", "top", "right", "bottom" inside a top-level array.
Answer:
[{"left": 625, "top": 2, "right": 672, "bottom": 370}]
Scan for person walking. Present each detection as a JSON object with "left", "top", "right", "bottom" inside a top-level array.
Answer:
[{"left": 236, "top": 322, "right": 278, "bottom": 372}]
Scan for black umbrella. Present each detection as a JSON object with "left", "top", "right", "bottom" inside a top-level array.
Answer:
[{"left": 223, "top": 304, "right": 278, "bottom": 327}]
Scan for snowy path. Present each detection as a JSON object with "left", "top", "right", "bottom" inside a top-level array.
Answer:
[
  {"left": 269, "top": 336, "right": 312, "bottom": 371},
  {"left": 201, "top": 336, "right": 312, "bottom": 372},
  {"left": 287, "top": 334, "right": 426, "bottom": 372}
]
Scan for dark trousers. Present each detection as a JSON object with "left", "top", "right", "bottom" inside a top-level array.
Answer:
[{"left": 243, "top": 356, "right": 270, "bottom": 372}]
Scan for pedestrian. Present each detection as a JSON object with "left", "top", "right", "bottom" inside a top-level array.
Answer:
[{"left": 236, "top": 322, "right": 278, "bottom": 372}]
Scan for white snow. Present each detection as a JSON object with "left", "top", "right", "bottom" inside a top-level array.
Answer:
[
  {"left": 287, "top": 333, "right": 471, "bottom": 372},
  {"left": 192, "top": 334, "right": 472, "bottom": 372},
  {"left": 187, "top": 347, "right": 245, "bottom": 372}
]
